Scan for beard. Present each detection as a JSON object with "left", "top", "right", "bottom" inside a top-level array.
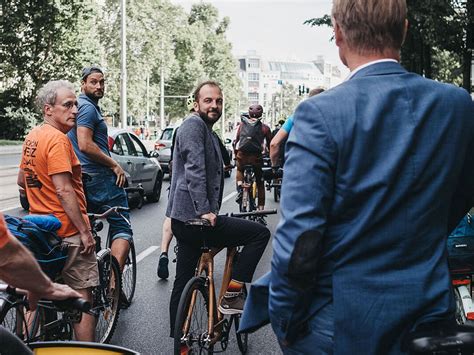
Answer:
[
  {"left": 198, "top": 108, "right": 221, "bottom": 125},
  {"left": 85, "top": 90, "right": 104, "bottom": 101}
]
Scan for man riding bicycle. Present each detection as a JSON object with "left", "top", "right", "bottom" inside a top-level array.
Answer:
[
  {"left": 17, "top": 80, "right": 98, "bottom": 342},
  {"left": 234, "top": 104, "right": 272, "bottom": 210},
  {"left": 166, "top": 81, "right": 270, "bottom": 337}
]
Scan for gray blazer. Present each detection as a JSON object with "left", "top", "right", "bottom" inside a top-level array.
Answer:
[{"left": 166, "top": 114, "right": 224, "bottom": 222}]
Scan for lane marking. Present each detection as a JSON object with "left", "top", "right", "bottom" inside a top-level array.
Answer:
[
  {"left": 136, "top": 245, "right": 159, "bottom": 264},
  {"left": 222, "top": 191, "right": 237, "bottom": 203}
]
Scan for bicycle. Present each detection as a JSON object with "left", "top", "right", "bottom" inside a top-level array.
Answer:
[
  {"left": 239, "top": 165, "right": 258, "bottom": 214},
  {"left": 263, "top": 167, "right": 283, "bottom": 203},
  {"left": 88, "top": 206, "right": 131, "bottom": 343},
  {"left": 173, "top": 209, "right": 277, "bottom": 355},
  {"left": 0, "top": 284, "right": 91, "bottom": 343},
  {"left": 406, "top": 321, "right": 474, "bottom": 354}
]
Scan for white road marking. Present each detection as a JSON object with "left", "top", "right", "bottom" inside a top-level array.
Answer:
[
  {"left": 222, "top": 191, "right": 237, "bottom": 203},
  {"left": 136, "top": 245, "right": 159, "bottom": 264}
]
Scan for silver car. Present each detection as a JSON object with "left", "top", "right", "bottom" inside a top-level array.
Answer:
[
  {"left": 154, "top": 125, "right": 179, "bottom": 175},
  {"left": 108, "top": 127, "right": 163, "bottom": 203}
]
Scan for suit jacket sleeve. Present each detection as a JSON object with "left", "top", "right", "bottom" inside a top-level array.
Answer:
[
  {"left": 269, "top": 99, "right": 337, "bottom": 340},
  {"left": 177, "top": 119, "right": 211, "bottom": 216}
]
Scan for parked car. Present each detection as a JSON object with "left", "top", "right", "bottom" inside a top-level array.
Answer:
[
  {"left": 154, "top": 125, "right": 179, "bottom": 176},
  {"left": 108, "top": 127, "right": 163, "bottom": 204},
  {"left": 19, "top": 128, "right": 163, "bottom": 210}
]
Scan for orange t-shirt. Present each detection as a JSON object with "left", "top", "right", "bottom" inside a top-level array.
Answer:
[
  {"left": 20, "top": 124, "right": 90, "bottom": 238},
  {"left": 0, "top": 213, "right": 10, "bottom": 249}
]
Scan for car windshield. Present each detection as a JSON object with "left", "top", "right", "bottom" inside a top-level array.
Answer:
[{"left": 160, "top": 128, "right": 174, "bottom": 141}]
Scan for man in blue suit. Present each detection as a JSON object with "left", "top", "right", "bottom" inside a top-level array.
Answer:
[{"left": 241, "top": 0, "right": 474, "bottom": 353}]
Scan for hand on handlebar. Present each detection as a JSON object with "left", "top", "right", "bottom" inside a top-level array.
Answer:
[
  {"left": 28, "top": 283, "right": 81, "bottom": 311},
  {"left": 200, "top": 212, "right": 217, "bottom": 227}
]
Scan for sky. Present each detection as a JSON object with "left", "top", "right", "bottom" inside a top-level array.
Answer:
[{"left": 171, "top": 0, "right": 347, "bottom": 72}]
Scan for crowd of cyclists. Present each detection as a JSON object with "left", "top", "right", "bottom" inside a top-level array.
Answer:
[{"left": 2, "top": 0, "right": 474, "bottom": 354}]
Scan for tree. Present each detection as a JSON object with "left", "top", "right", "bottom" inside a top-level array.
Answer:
[
  {"left": 0, "top": 1, "right": 100, "bottom": 138},
  {"left": 304, "top": 1, "right": 473, "bottom": 92}
]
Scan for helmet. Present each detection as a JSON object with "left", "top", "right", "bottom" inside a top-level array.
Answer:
[
  {"left": 186, "top": 94, "right": 195, "bottom": 112},
  {"left": 248, "top": 104, "right": 263, "bottom": 119}
]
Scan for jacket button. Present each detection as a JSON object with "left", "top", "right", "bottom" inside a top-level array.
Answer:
[
  {"left": 215, "top": 187, "right": 219, "bottom": 191},
  {"left": 217, "top": 170, "right": 221, "bottom": 175}
]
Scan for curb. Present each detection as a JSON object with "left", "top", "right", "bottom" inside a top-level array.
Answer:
[{"left": 0, "top": 145, "right": 22, "bottom": 156}]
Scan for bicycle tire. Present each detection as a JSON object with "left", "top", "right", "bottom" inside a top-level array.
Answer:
[
  {"left": 0, "top": 296, "right": 45, "bottom": 343},
  {"left": 233, "top": 315, "right": 248, "bottom": 354},
  {"left": 121, "top": 242, "right": 137, "bottom": 307},
  {"left": 95, "top": 252, "right": 121, "bottom": 343},
  {"left": 174, "top": 276, "right": 214, "bottom": 355}
]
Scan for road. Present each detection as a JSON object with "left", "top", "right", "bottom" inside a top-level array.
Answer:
[
  {"left": 2, "top": 169, "right": 283, "bottom": 354},
  {"left": 0, "top": 153, "right": 22, "bottom": 211}
]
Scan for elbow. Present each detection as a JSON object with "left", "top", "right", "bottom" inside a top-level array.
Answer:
[
  {"left": 270, "top": 141, "right": 279, "bottom": 151},
  {"left": 78, "top": 141, "right": 89, "bottom": 153},
  {"left": 55, "top": 185, "right": 74, "bottom": 200}
]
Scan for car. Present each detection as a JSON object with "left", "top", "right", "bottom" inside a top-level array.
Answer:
[
  {"left": 19, "top": 128, "right": 163, "bottom": 210},
  {"left": 108, "top": 127, "right": 164, "bottom": 204},
  {"left": 154, "top": 125, "right": 179, "bottom": 175}
]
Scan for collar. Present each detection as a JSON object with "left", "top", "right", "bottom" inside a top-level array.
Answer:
[
  {"left": 345, "top": 59, "right": 398, "bottom": 81},
  {"left": 79, "top": 93, "right": 101, "bottom": 111}
]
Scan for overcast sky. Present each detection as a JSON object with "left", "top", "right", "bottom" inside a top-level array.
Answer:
[{"left": 170, "top": 0, "right": 347, "bottom": 72}]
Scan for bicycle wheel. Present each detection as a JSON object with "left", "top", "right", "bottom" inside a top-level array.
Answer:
[
  {"left": 239, "top": 188, "right": 248, "bottom": 213},
  {"left": 95, "top": 252, "right": 121, "bottom": 343},
  {"left": 121, "top": 242, "right": 137, "bottom": 307},
  {"left": 174, "top": 276, "right": 214, "bottom": 355},
  {"left": 0, "top": 297, "right": 44, "bottom": 342},
  {"left": 273, "top": 185, "right": 280, "bottom": 202},
  {"left": 233, "top": 315, "right": 248, "bottom": 354}
]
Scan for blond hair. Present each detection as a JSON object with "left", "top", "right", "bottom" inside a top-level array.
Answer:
[{"left": 332, "top": 0, "right": 407, "bottom": 55}]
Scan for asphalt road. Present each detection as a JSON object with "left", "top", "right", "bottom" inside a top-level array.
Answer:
[{"left": 3, "top": 172, "right": 283, "bottom": 355}]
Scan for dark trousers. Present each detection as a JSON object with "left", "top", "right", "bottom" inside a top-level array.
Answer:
[{"left": 169, "top": 215, "right": 271, "bottom": 336}]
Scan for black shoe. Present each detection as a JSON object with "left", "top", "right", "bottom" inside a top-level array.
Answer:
[{"left": 157, "top": 253, "right": 169, "bottom": 279}]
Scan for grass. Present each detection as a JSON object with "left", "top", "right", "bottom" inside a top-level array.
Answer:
[{"left": 0, "top": 139, "right": 23, "bottom": 146}]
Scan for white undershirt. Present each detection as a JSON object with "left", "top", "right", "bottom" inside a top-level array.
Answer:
[{"left": 345, "top": 59, "right": 398, "bottom": 81}]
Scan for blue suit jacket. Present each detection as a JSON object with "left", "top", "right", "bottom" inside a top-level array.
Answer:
[{"left": 241, "top": 62, "right": 474, "bottom": 354}]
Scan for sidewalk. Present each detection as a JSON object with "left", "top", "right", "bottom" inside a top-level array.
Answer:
[{"left": 0, "top": 145, "right": 22, "bottom": 156}]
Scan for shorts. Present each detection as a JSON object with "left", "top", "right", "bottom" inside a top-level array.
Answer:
[
  {"left": 83, "top": 171, "right": 133, "bottom": 243},
  {"left": 61, "top": 234, "right": 99, "bottom": 290}
]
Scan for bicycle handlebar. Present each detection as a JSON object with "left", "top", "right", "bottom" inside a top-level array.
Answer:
[
  {"left": 0, "top": 284, "right": 91, "bottom": 312},
  {"left": 88, "top": 206, "right": 130, "bottom": 220},
  {"left": 226, "top": 209, "right": 277, "bottom": 218}
]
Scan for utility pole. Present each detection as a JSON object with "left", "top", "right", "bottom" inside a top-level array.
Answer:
[
  {"left": 160, "top": 66, "right": 165, "bottom": 130},
  {"left": 220, "top": 92, "right": 225, "bottom": 137},
  {"left": 120, "top": 0, "right": 127, "bottom": 128}
]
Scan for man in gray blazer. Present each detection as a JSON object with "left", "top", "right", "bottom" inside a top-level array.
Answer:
[{"left": 166, "top": 81, "right": 270, "bottom": 336}]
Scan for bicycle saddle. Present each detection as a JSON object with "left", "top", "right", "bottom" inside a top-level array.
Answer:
[
  {"left": 185, "top": 219, "right": 212, "bottom": 227},
  {"left": 407, "top": 324, "right": 474, "bottom": 353}
]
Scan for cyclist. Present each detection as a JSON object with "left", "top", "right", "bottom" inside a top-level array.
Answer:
[
  {"left": 166, "top": 81, "right": 270, "bottom": 336},
  {"left": 67, "top": 66, "right": 133, "bottom": 284},
  {"left": 0, "top": 212, "right": 81, "bottom": 355},
  {"left": 17, "top": 80, "right": 98, "bottom": 342},
  {"left": 234, "top": 104, "right": 272, "bottom": 210},
  {"left": 158, "top": 96, "right": 233, "bottom": 279},
  {"left": 270, "top": 88, "right": 324, "bottom": 168}
]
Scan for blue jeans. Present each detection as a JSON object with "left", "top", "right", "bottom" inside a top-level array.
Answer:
[
  {"left": 278, "top": 302, "right": 334, "bottom": 355},
  {"left": 83, "top": 172, "right": 133, "bottom": 243}
]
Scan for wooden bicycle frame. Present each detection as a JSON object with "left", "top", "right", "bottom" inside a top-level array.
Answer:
[{"left": 182, "top": 246, "right": 238, "bottom": 346}]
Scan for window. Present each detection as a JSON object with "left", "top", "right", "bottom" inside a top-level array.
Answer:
[
  {"left": 113, "top": 134, "right": 129, "bottom": 156},
  {"left": 248, "top": 59, "right": 260, "bottom": 68},
  {"left": 248, "top": 92, "right": 259, "bottom": 101},
  {"left": 160, "top": 128, "right": 174, "bottom": 140},
  {"left": 121, "top": 133, "right": 137, "bottom": 156},
  {"left": 248, "top": 73, "right": 259, "bottom": 81},
  {"left": 129, "top": 134, "right": 146, "bottom": 157}
]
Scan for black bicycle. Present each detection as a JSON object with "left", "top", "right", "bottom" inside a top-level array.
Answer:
[{"left": 0, "top": 284, "right": 91, "bottom": 343}]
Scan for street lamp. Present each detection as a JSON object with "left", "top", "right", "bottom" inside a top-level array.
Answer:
[{"left": 120, "top": 0, "right": 127, "bottom": 128}]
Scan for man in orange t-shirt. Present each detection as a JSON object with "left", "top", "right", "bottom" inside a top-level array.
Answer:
[{"left": 17, "top": 80, "right": 98, "bottom": 342}]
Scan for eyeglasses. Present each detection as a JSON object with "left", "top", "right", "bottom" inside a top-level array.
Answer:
[{"left": 56, "top": 101, "right": 78, "bottom": 110}]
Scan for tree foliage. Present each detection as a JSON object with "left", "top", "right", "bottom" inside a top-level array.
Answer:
[
  {"left": 304, "top": 1, "right": 473, "bottom": 92},
  {"left": 0, "top": 0, "right": 242, "bottom": 138},
  {"left": 0, "top": 0, "right": 100, "bottom": 138}
]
